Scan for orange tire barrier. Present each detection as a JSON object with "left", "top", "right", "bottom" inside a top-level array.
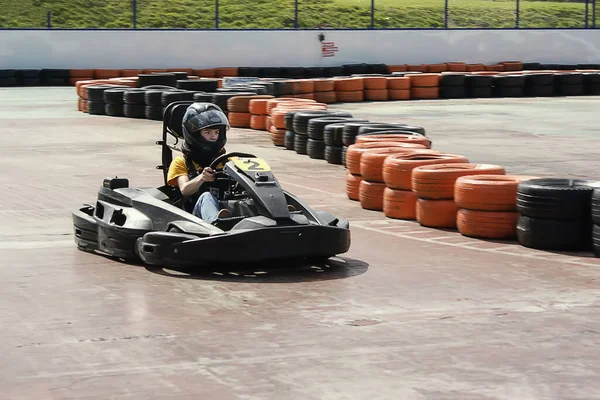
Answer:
[
  {"left": 346, "top": 142, "right": 429, "bottom": 176},
  {"left": 249, "top": 99, "right": 269, "bottom": 115},
  {"left": 69, "top": 77, "right": 93, "bottom": 86},
  {"left": 408, "top": 74, "right": 440, "bottom": 87},
  {"left": 411, "top": 87, "right": 439, "bottom": 99},
  {"left": 250, "top": 114, "right": 267, "bottom": 130},
  {"left": 193, "top": 68, "right": 216, "bottom": 77},
  {"left": 387, "top": 65, "right": 408, "bottom": 73},
  {"left": 94, "top": 69, "right": 121, "bottom": 79},
  {"left": 265, "top": 116, "right": 273, "bottom": 132},
  {"left": 416, "top": 199, "right": 459, "bottom": 228},
  {"left": 454, "top": 175, "right": 539, "bottom": 212},
  {"left": 346, "top": 172, "right": 362, "bottom": 201},
  {"left": 407, "top": 64, "right": 428, "bottom": 72},
  {"left": 456, "top": 209, "right": 520, "bottom": 239},
  {"left": 69, "top": 69, "right": 94, "bottom": 78},
  {"left": 228, "top": 112, "right": 251, "bottom": 128},
  {"left": 355, "top": 133, "right": 431, "bottom": 148},
  {"left": 412, "top": 163, "right": 506, "bottom": 200},
  {"left": 313, "top": 91, "right": 337, "bottom": 104},
  {"left": 228, "top": 95, "right": 274, "bottom": 113},
  {"left": 389, "top": 89, "right": 410, "bottom": 100},
  {"left": 486, "top": 64, "right": 504, "bottom": 72},
  {"left": 427, "top": 64, "right": 447, "bottom": 73},
  {"left": 167, "top": 68, "right": 194, "bottom": 74},
  {"left": 215, "top": 67, "right": 238, "bottom": 77},
  {"left": 291, "top": 80, "right": 315, "bottom": 94},
  {"left": 359, "top": 180, "right": 386, "bottom": 211},
  {"left": 360, "top": 148, "right": 433, "bottom": 183},
  {"left": 334, "top": 77, "right": 364, "bottom": 92},
  {"left": 387, "top": 77, "right": 411, "bottom": 90},
  {"left": 313, "top": 79, "right": 335, "bottom": 92},
  {"left": 383, "top": 187, "right": 417, "bottom": 220},
  {"left": 267, "top": 98, "right": 316, "bottom": 115},
  {"left": 466, "top": 64, "right": 486, "bottom": 72},
  {"left": 365, "top": 89, "right": 389, "bottom": 101},
  {"left": 363, "top": 77, "right": 388, "bottom": 90},
  {"left": 287, "top": 93, "right": 315, "bottom": 100},
  {"left": 335, "top": 90, "right": 364, "bottom": 102},
  {"left": 120, "top": 69, "right": 144, "bottom": 77},
  {"left": 143, "top": 68, "right": 168, "bottom": 73},
  {"left": 446, "top": 62, "right": 468, "bottom": 72},
  {"left": 382, "top": 153, "right": 468, "bottom": 191}
]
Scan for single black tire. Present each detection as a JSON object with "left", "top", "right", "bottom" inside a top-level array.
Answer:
[
  {"left": 529, "top": 84, "right": 554, "bottom": 97},
  {"left": 325, "top": 145, "right": 343, "bottom": 165},
  {"left": 324, "top": 124, "right": 347, "bottom": 147},
  {"left": 554, "top": 73, "right": 583, "bottom": 86},
  {"left": 161, "top": 90, "right": 192, "bottom": 107},
  {"left": 193, "top": 92, "right": 213, "bottom": 102},
  {"left": 357, "top": 124, "right": 425, "bottom": 136},
  {"left": 124, "top": 104, "right": 146, "bottom": 118},
  {"left": 307, "top": 117, "right": 359, "bottom": 140},
  {"left": 440, "top": 86, "right": 466, "bottom": 99},
  {"left": 592, "top": 189, "right": 600, "bottom": 224},
  {"left": 439, "top": 74, "right": 465, "bottom": 87},
  {"left": 103, "top": 88, "right": 130, "bottom": 104},
  {"left": 307, "top": 138, "right": 326, "bottom": 159},
  {"left": 517, "top": 215, "right": 592, "bottom": 251},
  {"left": 593, "top": 224, "right": 600, "bottom": 257},
  {"left": 493, "top": 75, "right": 525, "bottom": 88},
  {"left": 342, "top": 122, "right": 392, "bottom": 146},
  {"left": 88, "top": 101, "right": 106, "bottom": 115},
  {"left": 465, "top": 75, "right": 493, "bottom": 88},
  {"left": 176, "top": 79, "right": 218, "bottom": 92},
  {"left": 516, "top": 178, "right": 600, "bottom": 220},
  {"left": 138, "top": 73, "right": 177, "bottom": 88},
  {"left": 88, "top": 85, "right": 127, "bottom": 102},
  {"left": 587, "top": 83, "right": 600, "bottom": 95},
  {"left": 294, "top": 133, "right": 308, "bottom": 155},
  {"left": 526, "top": 73, "right": 555, "bottom": 86},
  {"left": 342, "top": 146, "right": 348, "bottom": 167},
  {"left": 284, "top": 130, "right": 295, "bottom": 150},
  {"left": 145, "top": 89, "right": 177, "bottom": 106},
  {"left": 469, "top": 86, "right": 493, "bottom": 98},
  {"left": 145, "top": 106, "right": 164, "bottom": 120},
  {"left": 285, "top": 111, "right": 300, "bottom": 132},
  {"left": 124, "top": 89, "right": 147, "bottom": 105},
  {"left": 105, "top": 103, "right": 124, "bottom": 117},
  {"left": 0, "top": 77, "right": 17, "bottom": 87},
  {"left": 293, "top": 111, "right": 353, "bottom": 135},
  {"left": 556, "top": 84, "right": 584, "bottom": 96},
  {"left": 497, "top": 86, "right": 524, "bottom": 97}
]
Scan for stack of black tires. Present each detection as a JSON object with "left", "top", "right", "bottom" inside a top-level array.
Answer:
[{"left": 516, "top": 179, "right": 600, "bottom": 255}]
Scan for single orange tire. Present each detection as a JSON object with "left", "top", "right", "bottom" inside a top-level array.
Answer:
[
  {"left": 334, "top": 77, "right": 364, "bottom": 92},
  {"left": 68, "top": 77, "right": 93, "bottom": 86},
  {"left": 382, "top": 153, "right": 469, "bottom": 191},
  {"left": 286, "top": 93, "right": 315, "bottom": 100},
  {"left": 267, "top": 98, "right": 316, "bottom": 115},
  {"left": 365, "top": 89, "right": 389, "bottom": 101},
  {"left": 383, "top": 188, "right": 417, "bottom": 220},
  {"left": 215, "top": 67, "right": 238, "bottom": 77},
  {"left": 387, "top": 65, "right": 408, "bottom": 73},
  {"left": 228, "top": 95, "right": 274, "bottom": 113},
  {"left": 250, "top": 114, "right": 267, "bottom": 130},
  {"left": 411, "top": 87, "right": 439, "bottom": 99},
  {"left": 346, "top": 172, "right": 362, "bottom": 201},
  {"left": 81, "top": 99, "right": 88, "bottom": 113},
  {"left": 346, "top": 142, "right": 428, "bottom": 176},
  {"left": 407, "top": 64, "right": 428, "bottom": 72},
  {"left": 359, "top": 180, "right": 386, "bottom": 211},
  {"left": 416, "top": 199, "right": 459, "bottom": 228},
  {"left": 335, "top": 90, "right": 364, "bottom": 102},
  {"left": 427, "top": 64, "right": 447, "bottom": 73},
  {"left": 270, "top": 132, "right": 285, "bottom": 146},
  {"left": 291, "top": 79, "right": 315, "bottom": 94},
  {"left": 265, "top": 116, "right": 273, "bottom": 132},
  {"left": 313, "top": 91, "right": 336, "bottom": 104},
  {"left": 454, "top": 174, "right": 540, "bottom": 211},
  {"left": 387, "top": 77, "right": 411, "bottom": 90},
  {"left": 412, "top": 163, "right": 506, "bottom": 200},
  {"left": 120, "top": 69, "right": 144, "bottom": 77},
  {"left": 360, "top": 148, "right": 433, "bottom": 183},
  {"left": 249, "top": 99, "right": 269, "bottom": 115},
  {"left": 355, "top": 133, "right": 431, "bottom": 149},
  {"left": 457, "top": 209, "right": 519, "bottom": 239},
  {"left": 389, "top": 89, "right": 411, "bottom": 100},
  {"left": 363, "top": 77, "right": 388, "bottom": 90},
  {"left": 193, "top": 68, "right": 216, "bottom": 77},
  {"left": 313, "top": 79, "right": 335, "bottom": 92},
  {"left": 466, "top": 64, "right": 486, "bottom": 72},
  {"left": 228, "top": 112, "right": 251, "bottom": 128},
  {"left": 446, "top": 62, "right": 468, "bottom": 72},
  {"left": 409, "top": 74, "right": 440, "bottom": 87}
]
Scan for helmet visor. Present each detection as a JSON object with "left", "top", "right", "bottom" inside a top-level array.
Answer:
[{"left": 185, "top": 109, "right": 230, "bottom": 134}]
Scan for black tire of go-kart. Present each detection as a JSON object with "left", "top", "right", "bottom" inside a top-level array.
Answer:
[
  {"left": 176, "top": 79, "right": 218, "bottom": 92},
  {"left": 284, "top": 130, "right": 295, "bottom": 150},
  {"left": 0, "top": 77, "right": 17, "bottom": 87},
  {"left": 137, "top": 73, "right": 177, "bottom": 88},
  {"left": 103, "top": 88, "right": 130, "bottom": 105},
  {"left": 342, "top": 146, "right": 348, "bottom": 167},
  {"left": 517, "top": 215, "right": 593, "bottom": 251},
  {"left": 145, "top": 106, "right": 164, "bottom": 121},
  {"left": 307, "top": 117, "right": 362, "bottom": 140},
  {"left": 105, "top": 103, "right": 124, "bottom": 117},
  {"left": 123, "top": 89, "right": 147, "bottom": 105},
  {"left": 593, "top": 224, "right": 600, "bottom": 257},
  {"left": 516, "top": 178, "right": 600, "bottom": 220},
  {"left": 294, "top": 133, "right": 308, "bottom": 155},
  {"left": 293, "top": 110, "right": 353, "bottom": 135},
  {"left": 528, "top": 84, "right": 554, "bottom": 97},
  {"left": 124, "top": 104, "right": 146, "bottom": 119},
  {"left": 325, "top": 145, "right": 343, "bottom": 165},
  {"left": 556, "top": 84, "right": 584, "bottom": 96},
  {"left": 307, "top": 138, "right": 326, "bottom": 159},
  {"left": 592, "top": 189, "right": 600, "bottom": 224},
  {"left": 440, "top": 86, "right": 466, "bottom": 98},
  {"left": 193, "top": 92, "right": 213, "bottom": 102},
  {"left": 357, "top": 124, "right": 425, "bottom": 136},
  {"left": 87, "top": 101, "right": 106, "bottom": 115}
]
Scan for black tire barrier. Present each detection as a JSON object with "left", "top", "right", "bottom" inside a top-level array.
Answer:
[
  {"left": 307, "top": 117, "right": 361, "bottom": 140},
  {"left": 176, "top": 79, "right": 218, "bottom": 92},
  {"left": 87, "top": 101, "right": 106, "bottom": 115},
  {"left": 357, "top": 123, "right": 426, "bottom": 136},
  {"left": 593, "top": 224, "right": 600, "bottom": 257},
  {"left": 294, "top": 133, "right": 308, "bottom": 155},
  {"left": 592, "top": 189, "right": 600, "bottom": 224},
  {"left": 342, "top": 145, "right": 348, "bottom": 167},
  {"left": 325, "top": 145, "right": 343, "bottom": 165},
  {"left": 292, "top": 110, "right": 352, "bottom": 135},
  {"left": 105, "top": 103, "right": 124, "bottom": 117},
  {"left": 124, "top": 104, "right": 146, "bottom": 118},
  {"left": 123, "top": 89, "right": 147, "bottom": 105},
  {"left": 193, "top": 92, "right": 213, "bottom": 102},
  {"left": 284, "top": 130, "right": 295, "bottom": 150},
  {"left": 137, "top": 73, "right": 178, "bottom": 88},
  {"left": 516, "top": 215, "right": 593, "bottom": 251},
  {"left": 103, "top": 88, "right": 130, "bottom": 104},
  {"left": 306, "top": 138, "right": 326, "bottom": 159},
  {"left": 0, "top": 78, "right": 17, "bottom": 87},
  {"left": 145, "top": 106, "right": 164, "bottom": 120},
  {"left": 528, "top": 85, "right": 554, "bottom": 97}
]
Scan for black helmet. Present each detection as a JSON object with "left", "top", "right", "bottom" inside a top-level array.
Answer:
[{"left": 181, "top": 102, "right": 229, "bottom": 163}]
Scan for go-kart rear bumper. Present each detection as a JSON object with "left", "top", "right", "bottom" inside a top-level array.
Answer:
[{"left": 137, "top": 222, "right": 351, "bottom": 267}]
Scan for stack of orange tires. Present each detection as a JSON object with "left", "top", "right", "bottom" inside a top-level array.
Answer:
[{"left": 227, "top": 95, "right": 273, "bottom": 128}]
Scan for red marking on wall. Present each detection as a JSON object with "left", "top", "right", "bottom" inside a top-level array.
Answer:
[{"left": 321, "top": 41, "right": 339, "bottom": 57}]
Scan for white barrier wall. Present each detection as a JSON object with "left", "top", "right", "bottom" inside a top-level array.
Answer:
[{"left": 1, "top": 29, "right": 599, "bottom": 69}]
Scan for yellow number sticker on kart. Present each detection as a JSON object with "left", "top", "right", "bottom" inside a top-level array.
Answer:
[{"left": 231, "top": 157, "right": 271, "bottom": 173}]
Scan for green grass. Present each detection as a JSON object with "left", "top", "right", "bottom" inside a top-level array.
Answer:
[{"left": 0, "top": 0, "right": 594, "bottom": 29}]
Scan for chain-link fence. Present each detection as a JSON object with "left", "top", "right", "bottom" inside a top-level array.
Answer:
[{"left": 1, "top": 0, "right": 596, "bottom": 29}]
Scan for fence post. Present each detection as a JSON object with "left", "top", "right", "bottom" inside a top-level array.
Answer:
[
  {"left": 215, "top": 0, "right": 219, "bottom": 29},
  {"left": 585, "top": 0, "right": 589, "bottom": 28},
  {"left": 132, "top": 0, "right": 137, "bottom": 29},
  {"left": 444, "top": 0, "right": 448, "bottom": 28},
  {"left": 47, "top": 11, "right": 52, "bottom": 29},
  {"left": 294, "top": 0, "right": 298, "bottom": 29},
  {"left": 515, "top": 0, "right": 520, "bottom": 28},
  {"left": 593, "top": 0, "right": 596, "bottom": 28},
  {"left": 371, "top": 0, "right": 375, "bottom": 29}
]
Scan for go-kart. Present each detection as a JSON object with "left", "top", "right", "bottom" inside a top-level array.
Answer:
[{"left": 71, "top": 101, "right": 351, "bottom": 267}]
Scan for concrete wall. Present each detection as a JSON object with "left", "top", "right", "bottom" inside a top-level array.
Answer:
[{"left": 1, "top": 29, "right": 599, "bottom": 69}]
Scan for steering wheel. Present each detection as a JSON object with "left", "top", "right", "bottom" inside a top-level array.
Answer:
[{"left": 209, "top": 151, "right": 258, "bottom": 172}]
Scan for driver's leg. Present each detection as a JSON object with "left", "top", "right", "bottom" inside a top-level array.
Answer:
[{"left": 193, "top": 192, "right": 231, "bottom": 223}]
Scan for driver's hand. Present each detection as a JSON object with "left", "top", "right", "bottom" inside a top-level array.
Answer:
[{"left": 201, "top": 167, "right": 216, "bottom": 182}]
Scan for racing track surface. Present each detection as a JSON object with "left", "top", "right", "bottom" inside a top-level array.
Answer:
[{"left": 1, "top": 87, "right": 600, "bottom": 399}]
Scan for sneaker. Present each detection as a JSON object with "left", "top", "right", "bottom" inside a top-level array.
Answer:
[{"left": 217, "top": 208, "right": 232, "bottom": 219}]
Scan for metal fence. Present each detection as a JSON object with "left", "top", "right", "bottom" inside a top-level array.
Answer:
[{"left": 2, "top": 0, "right": 596, "bottom": 29}]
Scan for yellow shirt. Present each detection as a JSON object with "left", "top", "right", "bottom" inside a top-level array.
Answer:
[{"left": 166, "top": 154, "right": 226, "bottom": 186}]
